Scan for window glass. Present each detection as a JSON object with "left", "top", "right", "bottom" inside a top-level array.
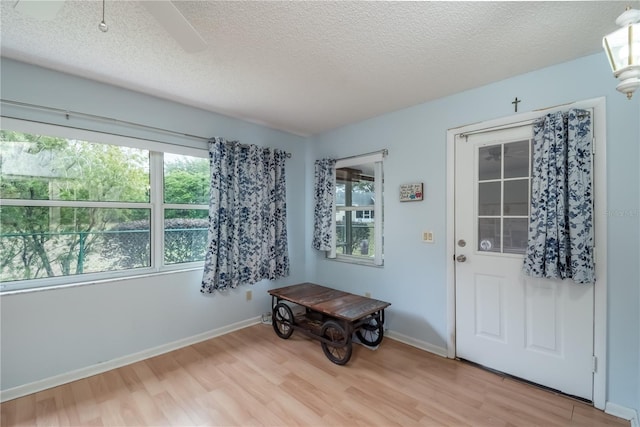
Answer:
[
  {"left": 0, "top": 206, "right": 150, "bottom": 282},
  {"left": 333, "top": 157, "right": 383, "bottom": 265},
  {"left": 478, "top": 218, "right": 501, "bottom": 253},
  {"left": 164, "top": 209, "right": 208, "bottom": 264},
  {"left": 1, "top": 131, "right": 149, "bottom": 202},
  {"left": 504, "top": 180, "right": 529, "bottom": 216},
  {"left": 476, "top": 140, "right": 531, "bottom": 256},
  {"left": 336, "top": 214, "right": 376, "bottom": 258},
  {"left": 163, "top": 153, "right": 209, "bottom": 265},
  {"left": 478, "top": 182, "right": 501, "bottom": 216},
  {"left": 504, "top": 218, "right": 528, "bottom": 254},
  {"left": 504, "top": 140, "right": 530, "bottom": 179},
  {"left": 478, "top": 145, "right": 501, "bottom": 180},
  {"left": 163, "top": 153, "right": 209, "bottom": 204}
]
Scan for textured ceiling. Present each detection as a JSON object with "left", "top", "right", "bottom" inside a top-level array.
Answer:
[{"left": 0, "top": 1, "right": 634, "bottom": 136}]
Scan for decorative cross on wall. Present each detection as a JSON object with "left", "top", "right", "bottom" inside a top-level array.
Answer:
[{"left": 512, "top": 97, "right": 521, "bottom": 112}]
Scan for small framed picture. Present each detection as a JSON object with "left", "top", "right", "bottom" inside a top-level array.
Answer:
[{"left": 400, "top": 183, "right": 423, "bottom": 202}]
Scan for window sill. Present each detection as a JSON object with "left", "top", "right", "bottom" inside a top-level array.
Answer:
[
  {"left": 327, "top": 254, "right": 384, "bottom": 268},
  {"left": 0, "top": 265, "right": 203, "bottom": 296}
]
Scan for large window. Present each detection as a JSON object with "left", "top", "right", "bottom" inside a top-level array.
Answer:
[
  {"left": 0, "top": 125, "right": 210, "bottom": 291},
  {"left": 333, "top": 154, "right": 383, "bottom": 265}
]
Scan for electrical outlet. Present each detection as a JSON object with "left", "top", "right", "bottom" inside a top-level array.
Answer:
[
  {"left": 422, "top": 231, "right": 434, "bottom": 243},
  {"left": 246, "top": 290, "right": 252, "bottom": 301}
]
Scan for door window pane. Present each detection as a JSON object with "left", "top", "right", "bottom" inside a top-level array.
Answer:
[
  {"left": 504, "top": 218, "right": 529, "bottom": 254},
  {"left": 479, "top": 182, "right": 501, "bottom": 215},
  {"left": 504, "top": 140, "right": 530, "bottom": 179},
  {"left": 479, "top": 145, "right": 502, "bottom": 180},
  {"left": 478, "top": 218, "right": 501, "bottom": 253},
  {"left": 476, "top": 139, "right": 532, "bottom": 255},
  {"left": 504, "top": 180, "right": 529, "bottom": 216}
]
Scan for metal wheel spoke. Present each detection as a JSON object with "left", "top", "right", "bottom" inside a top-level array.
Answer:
[{"left": 321, "top": 320, "right": 352, "bottom": 365}]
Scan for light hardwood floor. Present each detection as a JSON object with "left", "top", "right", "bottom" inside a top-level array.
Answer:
[{"left": 1, "top": 323, "right": 630, "bottom": 426}]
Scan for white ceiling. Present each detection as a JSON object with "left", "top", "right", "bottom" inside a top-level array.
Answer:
[{"left": 0, "top": 1, "right": 634, "bottom": 136}]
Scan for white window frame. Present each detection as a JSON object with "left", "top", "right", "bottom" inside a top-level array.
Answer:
[
  {"left": 0, "top": 117, "right": 209, "bottom": 293},
  {"left": 330, "top": 153, "right": 384, "bottom": 266}
]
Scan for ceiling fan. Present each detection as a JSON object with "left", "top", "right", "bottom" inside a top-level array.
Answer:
[{"left": 12, "top": 0, "right": 207, "bottom": 53}]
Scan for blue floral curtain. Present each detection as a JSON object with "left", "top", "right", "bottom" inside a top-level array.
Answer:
[
  {"left": 523, "top": 109, "right": 595, "bottom": 284},
  {"left": 312, "top": 158, "right": 336, "bottom": 252},
  {"left": 201, "top": 138, "right": 289, "bottom": 293}
]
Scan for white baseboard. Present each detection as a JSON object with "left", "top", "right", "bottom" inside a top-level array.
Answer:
[
  {"left": 606, "top": 402, "right": 639, "bottom": 427},
  {"left": 385, "top": 329, "right": 448, "bottom": 358},
  {"left": 0, "top": 316, "right": 261, "bottom": 403}
]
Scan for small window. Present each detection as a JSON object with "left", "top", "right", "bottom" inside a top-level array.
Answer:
[{"left": 332, "top": 154, "right": 383, "bottom": 265}]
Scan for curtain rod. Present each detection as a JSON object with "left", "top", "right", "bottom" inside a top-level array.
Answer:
[
  {"left": 458, "top": 111, "right": 591, "bottom": 140},
  {"left": 218, "top": 140, "right": 292, "bottom": 158},
  {"left": 337, "top": 148, "right": 388, "bottom": 162},
  {"left": 458, "top": 118, "right": 537, "bottom": 139},
  {"left": 0, "top": 99, "right": 292, "bottom": 158}
]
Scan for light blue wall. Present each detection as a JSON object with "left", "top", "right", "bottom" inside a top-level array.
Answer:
[
  {"left": 308, "top": 53, "right": 639, "bottom": 410},
  {"left": 0, "top": 58, "right": 309, "bottom": 391}
]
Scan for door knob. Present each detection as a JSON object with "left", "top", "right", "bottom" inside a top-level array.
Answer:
[{"left": 456, "top": 254, "right": 467, "bottom": 263}]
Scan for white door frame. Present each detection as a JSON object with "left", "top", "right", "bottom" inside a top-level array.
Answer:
[{"left": 445, "top": 97, "right": 607, "bottom": 409}]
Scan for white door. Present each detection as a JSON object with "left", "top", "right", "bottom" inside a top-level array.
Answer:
[{"left": 454, "top": 125, "right": 595, "bottom": 400}]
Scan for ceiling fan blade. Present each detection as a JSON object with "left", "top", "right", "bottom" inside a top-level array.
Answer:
[
  {"left": 141, "top": 1, "right": 207, "bottom": 53},
  {"left": 13, "top": 0, "right": 65, "bottom": 20}
]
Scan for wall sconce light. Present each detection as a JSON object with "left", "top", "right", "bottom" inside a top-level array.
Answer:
[{"left": 603, "top": 7, "right": 640, "bottom": 99}]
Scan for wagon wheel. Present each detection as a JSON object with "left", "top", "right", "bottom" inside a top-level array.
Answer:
[
  {"left": 356, "top": 316, "right": 384, "bottom": 347},
  {"left": 272, "top": 302, "right": 294, "bottom": 339},
  {"left": 320, "top": 320, "right": 352, "bottom": 365}
]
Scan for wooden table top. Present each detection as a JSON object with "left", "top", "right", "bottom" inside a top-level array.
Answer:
[{"left": 268, "top": 283, "right": 391, "bottom": 322}]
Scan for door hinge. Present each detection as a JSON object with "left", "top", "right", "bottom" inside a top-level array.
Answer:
[
  {"left": 592, "top": 137, "right": 596, "bottom": 155},
  {"left": 592, "top": 355, "right": 598, "bottom": 373}
]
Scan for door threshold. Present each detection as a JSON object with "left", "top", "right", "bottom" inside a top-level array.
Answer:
[{"left": 457, "top": 358, "right": 593, "bottom": 405}]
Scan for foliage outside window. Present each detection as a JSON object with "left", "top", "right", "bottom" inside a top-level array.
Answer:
[
  {"left": 333, "top": 155, "right": 383, "bottom": 265},
  {"left": 162, "top": 153, "right": 209, "bottom": 265},
  {"left": 0, "top": 127, "right": 209, "bottom": 291}
]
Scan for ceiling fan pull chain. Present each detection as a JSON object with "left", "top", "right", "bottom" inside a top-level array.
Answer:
[{"left": 98, "top": 0, "right": 108, "bottom": 32}]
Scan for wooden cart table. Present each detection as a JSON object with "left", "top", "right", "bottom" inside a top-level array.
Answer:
[{"left": 268, "top": 283, "right": 391, "bottom": 365}]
